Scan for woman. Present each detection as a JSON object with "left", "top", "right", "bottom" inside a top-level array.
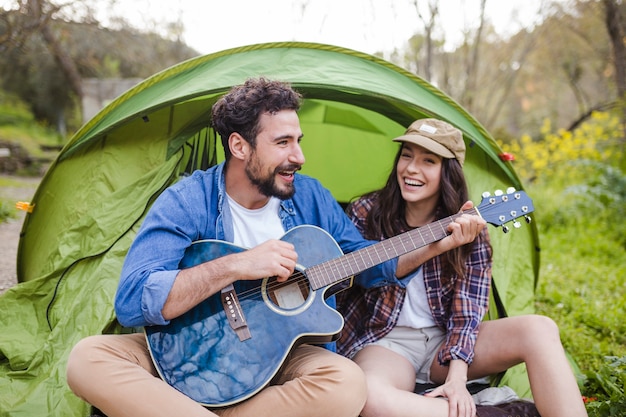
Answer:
[{"left": 336, "top": 119, "right": 587, "bottom": 417}]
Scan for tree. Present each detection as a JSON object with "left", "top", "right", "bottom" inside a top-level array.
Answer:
[
  {"left": 0, "top": 0, "right": 197, "bottom": 134},
  {"left": 499, "top": 1, "right": 615, "bottom": 137},
  {"left": 391, "top": 0, "right": 620, "bottom": 140},
  {"left": 602, "top": 0, "right": 626, "bottom": 144},
  {"left": 27, "top": 0, "right": 83, "bottom": 100},
  {"left": 460, "top": 0, "right": 487, "bottom": 113},
  {"left": 410, "top": 0, "right": 439, "bottom": 82},
  {"left": 1, "top": 0, "right": 83, "bottom": 134}
]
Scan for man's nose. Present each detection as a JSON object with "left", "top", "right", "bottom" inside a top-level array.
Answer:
[{"left": 290, "top": 143, "right": 305, "bottom": 165}]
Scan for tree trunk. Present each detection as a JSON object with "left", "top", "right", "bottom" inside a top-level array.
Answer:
[
  {"left": 39, "top": 23, "right": 83, "bottom": 98},
  {"left": 27, "top": 0, "right": 83, "bottom": 99},
  {"left": 411, "top": 0, "right": 439, "bottom": 82},
  {"left": 464, "top": 0, "right": 487, "bottom": 113},
  {"left": 602, "top": 0, "right": 626, "bottom": 144}
]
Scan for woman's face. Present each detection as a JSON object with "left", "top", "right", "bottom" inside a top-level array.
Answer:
[{"left": 396, "top": 142, "right": 443, "bottom": 208}]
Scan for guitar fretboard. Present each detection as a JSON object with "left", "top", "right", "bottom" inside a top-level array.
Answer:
[{"left": 306, "top": 208, "right": 477, "bottom": 290}]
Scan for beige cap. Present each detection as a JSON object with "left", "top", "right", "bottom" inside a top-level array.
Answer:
[{"left": 393, "top": 118, "right": 466, "bottom": 165}]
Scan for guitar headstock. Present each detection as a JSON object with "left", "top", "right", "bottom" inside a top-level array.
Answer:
[{"left": 477, "top": 188, "right": 534, "bottom": 232}]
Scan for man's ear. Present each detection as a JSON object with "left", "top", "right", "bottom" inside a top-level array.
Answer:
[{"left": 228, "top": 132, "right": 249, "bottom": 161}]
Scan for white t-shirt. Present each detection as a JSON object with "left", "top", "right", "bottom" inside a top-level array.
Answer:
[
  {"left": 226, "top": 194, "right": 285, "bottom": 248},
  {"left": 396, "top": 267, "right": 437, "bottom": 329}
]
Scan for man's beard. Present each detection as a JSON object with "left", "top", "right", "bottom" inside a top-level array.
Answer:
[{"left": 245, "top": 153, "right": 299, "bottom": 200}]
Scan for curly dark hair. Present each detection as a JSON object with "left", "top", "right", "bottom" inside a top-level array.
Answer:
[{"left": 211, "top": 77, "right": 302, "bottom": 161}]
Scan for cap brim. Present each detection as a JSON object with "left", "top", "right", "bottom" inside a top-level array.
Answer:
[{"left": 393, "top": 134, "right": 455, "bottom": 159}]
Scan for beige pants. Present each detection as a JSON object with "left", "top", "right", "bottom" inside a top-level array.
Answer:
[{"left": 66, "top": 333, "right": 366, "bottom": 417}]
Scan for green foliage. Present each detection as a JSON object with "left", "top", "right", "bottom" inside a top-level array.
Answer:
[
  {"left": 0, "top": 92, "right": 62, "bottom": 155},
  {"left": 0, "top": 199, "right": 14, "bottom": 223},
  {"left": 0, "top": 10, "right": 198, "bottom": 133},
  {"left": 534, "top": 202, "right": 626, "bottom": 371},
  {"left": 499, "top": 112, "right": 624, "bottom": 181},
  {"left": 504, "top": 110, "right": 626, "bottom": 414},
  {"left": 584, "top": 356, "right": 626, "bottom": 417},
  {"left": 0, "top": 91, "right": 35, "bottom": 126},
  {"left": 0, "top": 176, "right": 39, "bottom": 224},
  {"left": 565, "top": 160, "right": 626, "bottom": 247}
]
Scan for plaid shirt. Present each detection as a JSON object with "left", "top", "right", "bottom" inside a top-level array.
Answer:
[{"left": 336, "top": 195, "right": 492, "bottom": 366}]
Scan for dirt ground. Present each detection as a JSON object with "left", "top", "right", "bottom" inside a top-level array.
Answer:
[{"left": 0, "top": 175, "right": 40, "bottom": 295}]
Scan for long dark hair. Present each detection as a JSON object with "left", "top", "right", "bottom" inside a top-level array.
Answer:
[{"left": 360, "top": 146, "right": 474, "bottom": 279}]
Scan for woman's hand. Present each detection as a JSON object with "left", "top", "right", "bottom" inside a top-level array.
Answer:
[
  {"left": 425, "top": 379, "right": 476, "bottom": 417},
  {"left": 396, "top": 201, "right": 486, "bottom": 277},
  {"left": 439, "top": 201, "right": 486, "bottom": 252},
  {"left": 425, "top": 359, "right": 476, "bottom": 417}
]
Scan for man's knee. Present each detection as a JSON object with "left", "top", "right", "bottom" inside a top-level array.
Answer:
[{"left": 66, "top": 336, "right": 102, "bottom": 396}]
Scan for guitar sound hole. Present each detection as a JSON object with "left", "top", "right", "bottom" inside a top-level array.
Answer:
[{"left": 266, "top": 276, "right": 311, "bottom": 310}]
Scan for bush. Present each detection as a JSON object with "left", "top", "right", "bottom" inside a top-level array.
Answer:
[
  {"left": 0, "top": 199, "right": 15, "bottom": 223},
  {"left": 0, "top": 91, "right": 62, "bottom": 175},
  {"left": 583, "top": 356, "right": 626, "bottom": 417},
  {"left": 499, "top": 111, "right": 624, "bottom": 181},
  {"left": 499, "top": 110, "right": 626, "bottom": 409}
]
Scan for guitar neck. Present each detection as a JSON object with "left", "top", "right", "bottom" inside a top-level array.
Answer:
[{"left": 306, "top": 207, "right": 478, "bottom": 290}]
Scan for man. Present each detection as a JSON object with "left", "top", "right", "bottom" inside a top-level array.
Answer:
[{"left": 66, "top": 78, "right": 483, "bottom": 417}]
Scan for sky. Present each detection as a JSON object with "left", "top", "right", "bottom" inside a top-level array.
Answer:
[
  {"left": 0, "top": 0, "right": 555, "bottom": 56},
  {"left": 93, "top": 0, "right": 554, "bottom": 56}
]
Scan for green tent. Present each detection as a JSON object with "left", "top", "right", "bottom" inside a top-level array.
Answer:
[{"left": 0, "top": 42, "right": 539, "bottom": 416}]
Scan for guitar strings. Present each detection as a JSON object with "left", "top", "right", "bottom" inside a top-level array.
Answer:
[
  {"left": 214, "top": 197, "right": 526, "bottom": 304},
  {"left": 228, "top": 271, "right": 311, "bottom": 302}
]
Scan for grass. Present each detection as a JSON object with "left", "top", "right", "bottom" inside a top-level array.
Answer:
[
  {"left": 0, "top": 93, "right": 57, "bottom": 223},
  {"left": 0, "top": 176, "right": 41, "bottom": 223},
  {"left": 531, "top": 163, "right": 626, "bottom": 366},
  {"left": 526, "top": 160, "right": 626, "bottom": 414},
  {"left": 0, "top": 176, "right": 37, "bottom": 188},
  {"left": 0, "top": 91, "right": 62, "bottom": 178},
  {"left": 534, "top": 211, "right": 626, "bottom": 370},
  {"left": 0, "top": 199, "right": 14, "bottom": 223}
]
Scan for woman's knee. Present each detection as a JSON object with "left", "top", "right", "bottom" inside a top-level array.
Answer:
[
  {"left": 524, "top": 314, "right": 560, "bottom": 339},
  {"left": 331, "top": 358, "right": 367, "bottom": 411},
  {"left": 509, "top": 314, "right": 563, "bottom": 355},
  {"left": 361, "top": 378, "right": 394, "bottom": 417}
]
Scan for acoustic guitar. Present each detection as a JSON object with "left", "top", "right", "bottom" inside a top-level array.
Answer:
[{"left": 145, "top": 189, "right": 534, "bottom": 407}]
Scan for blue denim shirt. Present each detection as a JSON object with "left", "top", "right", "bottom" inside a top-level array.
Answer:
[{"left": 114, "top": 163, "right": 398, "bottom": 327}]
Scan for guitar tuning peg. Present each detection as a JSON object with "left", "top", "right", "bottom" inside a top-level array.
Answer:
[
  {"left": 502, "top": 225, "right": 510, "bottom": 233},
  {"left": 513, "top": 221, "right": 521, "bottom": 228},
  {"left": 525, "top": 215, "right": 532, "bottom": 224},
  {"left": 494, "top": 189, "right": 504, "bottom": 196},
  {"left": 506, "top": 187, "right": 516, "bottom": 194},
  {"left": 482, "top": 191, "right": 491, "bottom": 198}
]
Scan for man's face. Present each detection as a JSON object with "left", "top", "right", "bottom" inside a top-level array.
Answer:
[{"left": 245, "top": 110, "right": 305, "bottom": 200}]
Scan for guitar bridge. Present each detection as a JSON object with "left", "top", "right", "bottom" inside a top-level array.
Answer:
[{"left": 221, "top": 285, "right": 251, "bottom": 341}]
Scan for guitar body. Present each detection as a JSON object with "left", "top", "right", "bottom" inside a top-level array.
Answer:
[
  {"left": 145, "top": 225, "right": 347, "bottom": 408},
  {"left": 144, "top": 189, "right": 535, "bottom": 408}
]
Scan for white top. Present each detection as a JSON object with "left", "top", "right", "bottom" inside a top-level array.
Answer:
[
  {"left": 396, "top": 266, "right": 437, "bottom": 329},
  {"left": 226, "top": 194, "right": 284, "bottom": 248}
]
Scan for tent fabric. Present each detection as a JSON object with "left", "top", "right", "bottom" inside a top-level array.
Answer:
[{"left": 0, "top": 42, "right": 539, "bottom": 416}]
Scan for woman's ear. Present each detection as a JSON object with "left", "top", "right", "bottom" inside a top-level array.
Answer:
[{"left": 228, "top": 132, "right": 249, "bottom": 161}]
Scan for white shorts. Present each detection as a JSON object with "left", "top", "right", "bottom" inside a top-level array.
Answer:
[{"left": 369, "top": 325, "right": 445, "bottom": 383}]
